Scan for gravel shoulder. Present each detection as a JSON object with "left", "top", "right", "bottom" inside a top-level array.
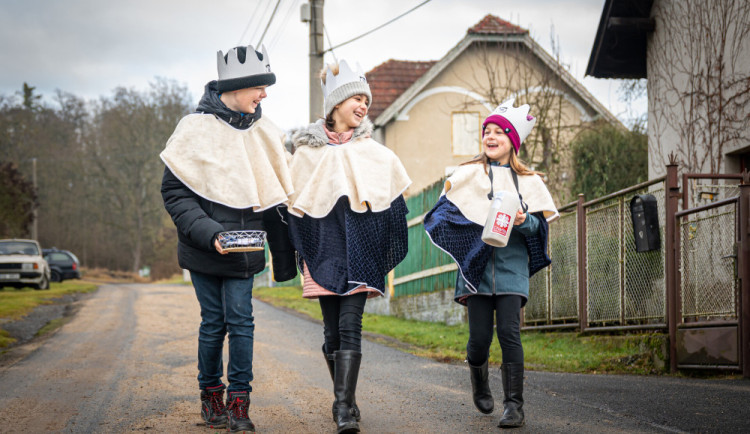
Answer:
[{"left": 0, "top": 291, "right": 94, "bottom": 366}]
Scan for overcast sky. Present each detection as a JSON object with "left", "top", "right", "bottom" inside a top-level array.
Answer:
[{"left": 0, "top": 0, "right": 645, "bottom": 130}]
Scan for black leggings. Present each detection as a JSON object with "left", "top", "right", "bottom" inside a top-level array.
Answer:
[
  {"left": 319, "top": 292, "right": 367, "bottom": 353},
  {"left": 466, "top": 295, "right": 523, "bottom": 366}
]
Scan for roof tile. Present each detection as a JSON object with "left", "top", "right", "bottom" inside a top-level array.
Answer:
[
  {"left": 468, "top": 14, "right": 527, "bottom": 35},
  {"left": 365, "top": 15, "right": 527, "bottom": 121},
  {"left": 366, "top": 59, "right": 437, "bottom": 120}
]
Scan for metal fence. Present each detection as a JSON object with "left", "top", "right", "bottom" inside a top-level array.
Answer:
[
  {"left": 679, "top": 203, "right": 737, "bottom": 322},
  {"left": 259, "top": 165, "right": 749, "bottom": 376},
  {"left": 386, "top": 169, "right": 746, "bottom": 336},
  {"left": 523, "top": 178, "right": 670, "bottom": 329},
  {"left": 525, "top": 209, "right": 577, "bottom": 324},
  {"left": 586, "top": 183, "right": 667, "bottom": 326}
]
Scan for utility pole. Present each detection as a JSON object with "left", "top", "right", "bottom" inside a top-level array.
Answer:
[
  {"left": 31, "top": 157, "right": 38, "bottom": 240},
  {"left": 301, "top": 0, "right": 324, "bottom": 122}
]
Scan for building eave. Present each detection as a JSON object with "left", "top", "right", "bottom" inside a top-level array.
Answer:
[{"left": 586, "top": 0, "right": 654, "bottom": 79}]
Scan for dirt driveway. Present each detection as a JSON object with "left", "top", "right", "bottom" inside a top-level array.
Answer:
[{"left": 0, "top": 283, "right": 748, "bottom": 433}]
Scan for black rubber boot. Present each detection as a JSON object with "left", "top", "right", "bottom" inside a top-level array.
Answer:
[
  {"left": 200, "top": 384, "right": 227, "bottom": 429},
  {"left": 498, "top": 363, "right": 525, "bottom": 428},
  {"left": 323, "top": 344, "right": 361, "bottom": 421},
  {"left": 333, "top": 350, "right": 362, "bottom": 434},
  {"left": 226, "top": 391, "right": 255, "bottom": 433},
  {"left": 469, "top": 359, "right": 494, "bottom": 414}
]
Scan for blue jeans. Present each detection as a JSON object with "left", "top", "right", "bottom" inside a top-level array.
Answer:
[{"left": 191, "top": 271, "right": 255, "bottom": 393}]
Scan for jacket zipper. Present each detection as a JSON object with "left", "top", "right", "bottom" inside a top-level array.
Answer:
[{"left": 241, "top": 209, "right": 249, "bottom": 278}]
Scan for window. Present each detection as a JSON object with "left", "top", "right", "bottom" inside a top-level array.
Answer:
[
  {"left": 51, "top": 253, "right": 72, "bottom": 263},
  {"left": 451, "top": 112, "right": 481, "bottom": 156}
]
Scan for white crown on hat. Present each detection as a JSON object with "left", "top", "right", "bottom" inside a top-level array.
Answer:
[
  {"left": 216, "top": 45, "right": 272, "bottom": 80},
  {"left": 490, "top": 98, "right": 537, "bottom": 144},
  {"left": 320, "top": 59, "right": 367, "bottom": 97}
]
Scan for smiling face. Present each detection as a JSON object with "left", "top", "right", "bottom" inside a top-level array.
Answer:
[
  {"left": 331, "top": 94, "right": 369, "bottom": 132},
  {"left": 482, "top": 122, "right": 514, "bottom": 164},
  {"left": 221, "top": 85, "right": 268, "bottom": 114}
]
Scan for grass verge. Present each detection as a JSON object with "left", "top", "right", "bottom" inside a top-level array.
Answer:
[
  {"left": 0, "top": 280, "right": 98, "bottom": 321},
  {"left": 0, "top": 329, "right": 14, "bottom": 348},
  {"left": 35, "top": 317, "right": 70, "bottom": 337},
  {"left": 153, "top": 274, "right": 192, "bottom": 285},
  {"left": 254, "top": 285, "right": 667, "bottom": 375}
]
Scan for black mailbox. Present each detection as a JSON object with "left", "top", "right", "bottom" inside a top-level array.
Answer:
[{"left": 630, "top": 194, "right": 661, "bottom": 252}]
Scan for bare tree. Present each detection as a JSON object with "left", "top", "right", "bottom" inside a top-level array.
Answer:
[
  {"left": 649, "top": 0, "right": 750, "bottom": 174},
  {"left": 87, "top": 78, "right": 191, "bottom": 272},
  {"left": 0, "top": 80, "right": 191, "bottom": 277},
  {"left": 454, "top": 34, "right": 591, "bottom": 203}
]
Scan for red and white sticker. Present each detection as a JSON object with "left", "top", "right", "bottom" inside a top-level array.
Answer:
[{"left": 491, "top": 212, "right": 511, "bottom": 236}]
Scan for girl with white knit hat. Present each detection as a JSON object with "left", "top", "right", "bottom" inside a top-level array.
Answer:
[
  {"left": 424, "top": 99, "right": 558, "bottom": 429},
  {"left": 287, "top": 60, "right": 411, "bottom": 434}
]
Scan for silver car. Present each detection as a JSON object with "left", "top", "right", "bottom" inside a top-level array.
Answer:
[{"left": 0, "top": 239, "right": 51, "bottom": 290}]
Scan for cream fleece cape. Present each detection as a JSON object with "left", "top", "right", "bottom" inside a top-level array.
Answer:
[
  {"left": 444, "top": 164, "right": 559, "bottom": 224},
  {"left": 160, "top": 114, "right": 294, "bottom": 211},
  {"left": 288, "top": 137, "right": 411, "bottom": 218}
]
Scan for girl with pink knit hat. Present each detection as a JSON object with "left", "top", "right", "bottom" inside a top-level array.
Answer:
[{"left": 424, "top": 99, "right": 558, "bottom": 428}]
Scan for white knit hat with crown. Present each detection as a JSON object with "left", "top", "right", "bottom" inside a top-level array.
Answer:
[{"left": 321, "top": 60, "right": 372, "bottom": 117}]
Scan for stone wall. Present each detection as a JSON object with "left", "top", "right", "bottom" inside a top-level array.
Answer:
[{"left": 365, "top": 288, "right": 467, "bottom": 325}]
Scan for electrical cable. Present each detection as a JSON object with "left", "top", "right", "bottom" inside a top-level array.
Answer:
[
  {"left": 320, "top": 0, "right": 434, "bottom": 54},
  {"left": 237, "top": 0, "right": 264, "bottom": 46},
  {"left": 323, "top": 24, "right": 338, "bottom": 63},
  {"left": 248, "top": 0, "right": 275, "bottom": 46},
  {"left": 257, "top": 0, "right": 283, "bottom": 46},
  {"left": 268, "top": 0, "right": 300, "bottom": 52}
]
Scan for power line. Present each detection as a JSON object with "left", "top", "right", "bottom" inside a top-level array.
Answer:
[
  {"left": 268, "top": 0, "right": 300, "bottom": 52},
  {"left": 237, "top": 1, "right": 264, "bottom": 46},
  {"left": 321, "top": 0, "right": 434, "bottom": 54},
  {"left": 257, "top": 0, "right": 284, "bottom": 46},
  {"left": 323, "top": 24, "right": 338, "bottom": 63},
  {"left": 248, "top": 0, "right": 275, "bottom": 46}
]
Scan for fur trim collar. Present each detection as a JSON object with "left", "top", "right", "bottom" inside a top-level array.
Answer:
[{"left": 293, "top": 117, "right": 374, "bottom": 149}]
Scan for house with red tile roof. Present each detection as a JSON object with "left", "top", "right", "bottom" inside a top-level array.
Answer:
[{"left": 366, "top": 14, "right": 619, "bottom": 202}]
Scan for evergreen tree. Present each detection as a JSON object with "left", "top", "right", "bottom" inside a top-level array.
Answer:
[{"left": 570, "top": 122, "right": 648, "bottom": 198}]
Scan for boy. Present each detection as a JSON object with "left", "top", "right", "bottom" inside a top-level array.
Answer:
[{"left": 160, "top": 45, "right": 295, "bottom": 432}]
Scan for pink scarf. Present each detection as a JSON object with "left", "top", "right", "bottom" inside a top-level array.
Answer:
[{"left": 323, "top": 125, "right": 354, "bottom": 145}]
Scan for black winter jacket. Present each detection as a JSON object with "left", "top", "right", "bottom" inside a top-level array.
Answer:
[
  {"left": 161, "top": 167, "right": 296, "bottom": 280},
  {"left": 160, "top": 82, "right": 296, "bottom": 281}
]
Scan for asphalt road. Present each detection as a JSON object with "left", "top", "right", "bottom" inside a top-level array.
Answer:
[{"left": 0, "top": 283, "right": 748, "bottom": 433}]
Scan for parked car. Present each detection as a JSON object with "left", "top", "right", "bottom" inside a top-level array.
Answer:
[
  {"left": 0, "top": 239, "right": 51, "bottom": 290},
  {"left": 42, "top": 248, "right": 81, "bottom": 282}
]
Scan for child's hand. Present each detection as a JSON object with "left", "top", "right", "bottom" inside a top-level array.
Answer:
[
  {"left": 514, "top": 209, "right": 526, "bottom": 226},
  {"left": 214, "top": 239, "right": 228, "bottom": 255}
]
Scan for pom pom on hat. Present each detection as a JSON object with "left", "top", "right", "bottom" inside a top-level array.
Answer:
[{"left": 321, "top": 59, "right": 372, "bottom": 117}]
